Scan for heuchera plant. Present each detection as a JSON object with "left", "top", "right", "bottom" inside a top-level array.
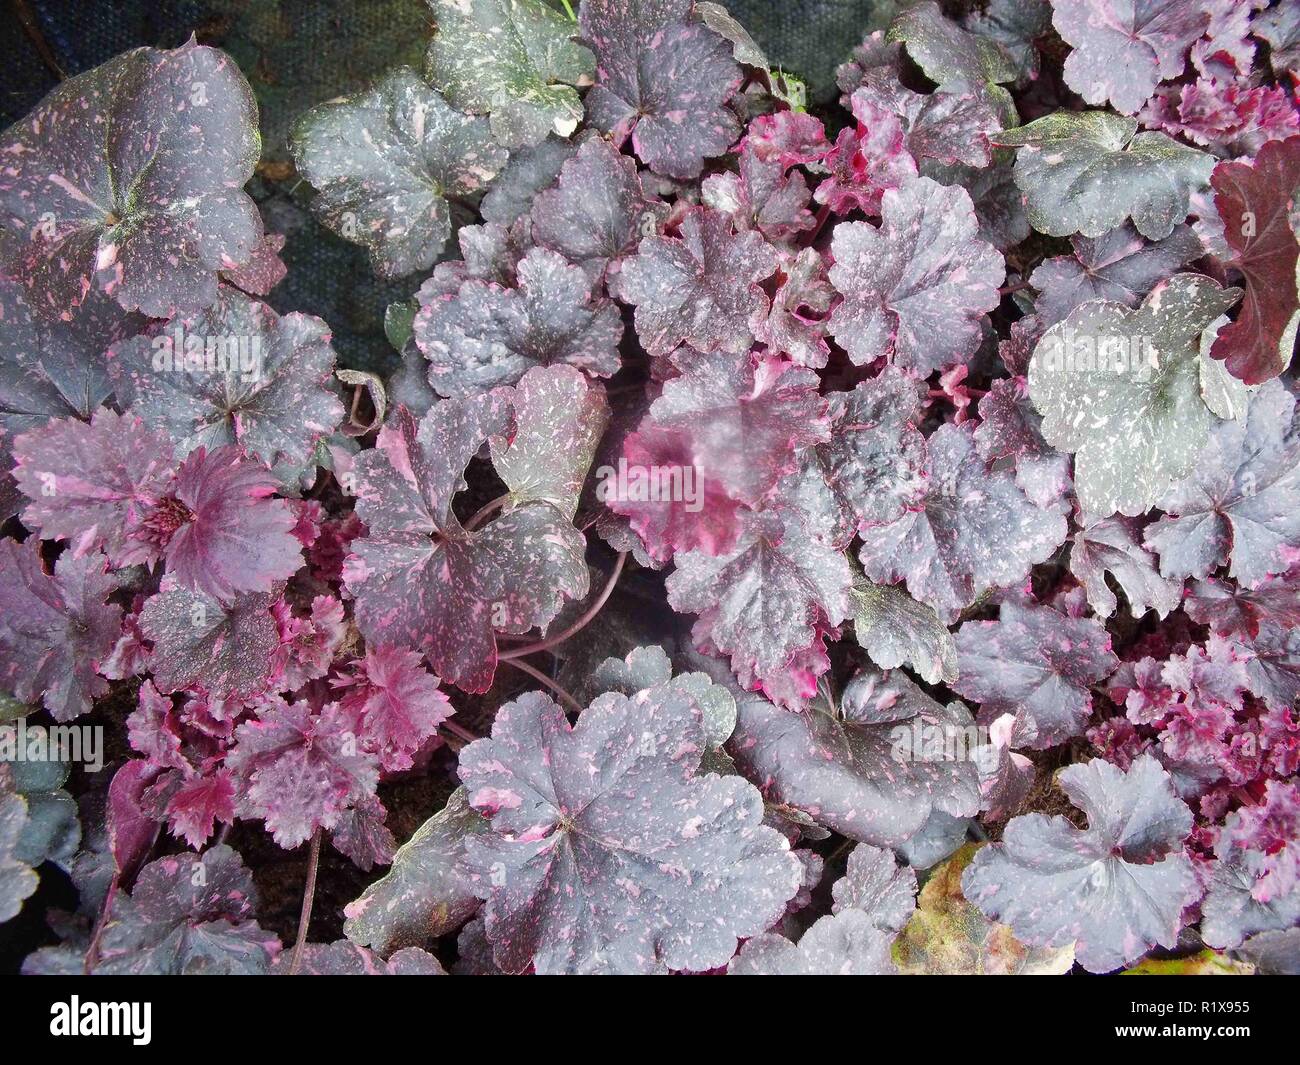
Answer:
[{"left": 1, "top": 0, "right": 1298, "bottom": 977}]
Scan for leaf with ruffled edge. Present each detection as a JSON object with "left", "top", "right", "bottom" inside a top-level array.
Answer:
[
  {"left": 1186, "top": 571, "right": 1300, "bottom": 640},
  {"left": 460, "top": 688, "right": 801, "bottom": 973},
  {"left": 272, "top": 941, "right": 444, "bottom": 975},
  {"left": 481, "top": 136, "right": 575, "bottom": 225},
  {"left": 702, "top": 145, "right": 815, "bottom": 246},
  {"left": 1070, "top": 516, "right": 1183, "bottom": 620},
  {"left": 426, "top": 0, "right": 594, "bottom": 148},
  {"left": 343, "top": 398, "right": 589, "bottom": 692},
  {"left": 617, "top": 207, "right": 778, "bottom": 357},
  {"left": 0, "top": 541, "right": 120, "bottom": 722},
  {"left": 857, "top": 423, "right": 1066, "bottom": 624},
  {"left": 94, "top": 845, "right": 279, "bottom": 974},
  {"left": 831, "top": 843, "right": 918, "bottom": 932},
  {"left": 962, "top": 754, "right": 1197, "bottom": 972},
  {"left": 108, "top": 286, "right": 344, "bottom": 476},
  {"left": 0, "top": 41, "right": 261, "bottom": 319},
  {"left": 139, "top": 583, "right": 280, "bottom": 700},
  {"left": 994, "top": 111, "right": 1214, "bottom": 240},
  {"left": 887, "top": 1, "right": 1017, "bottom": 104},
  {"left": 580, "top": 0, "right": 740, "bottom": 179},
  {"left": 954, "top": 601, "right": 1118, "bottom": 748},
  {"left": 1052, "top": 0, "right": 1212, "bottom": 116},
  {"left": 291, "top": 67, "right": 508, "bottom": 278},
  {"left": 416, "top": 246, "right": 623, "bottom": 397},
  {"left": 1207, "top": 136, "right": 1300, "bottom": 384},
  {"left": 1145, "top": 380, "right": 1300, "bottom": 587},
  {"left": 829, "top": 177, "right": 1004, "bottom": 375},
  {"left": 1027, "top": 273, "right": 1241, "bottom": 517},
  {"left": 343, "top": 787, "right": 487, "bottom": 954},
  {"left": 727, "top": 908, "right": 897, "bottom": 975},
  {"left": 727, "top": 669, "right": 981, "bottom": 845},
  {"left": 850, "top": 578, "right": 957, "bottom": 686},
  {"left": 0, "top": 781, "right": 38, "bottom": 923}
]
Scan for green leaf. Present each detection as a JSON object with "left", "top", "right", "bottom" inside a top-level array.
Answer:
[
  {"left": 426, "top": 0, "right": 595, "bottom": 148},
  {"left": 994, "top": 110, "right": 1214, "bottom": 240}
]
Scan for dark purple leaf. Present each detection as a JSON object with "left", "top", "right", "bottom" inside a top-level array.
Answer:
[
  {"left": 727, "top": 908, "right": 896, "bottom": 974},
  {"left": 1070, "top": 516, "right": 1184, "bottom": 619}
]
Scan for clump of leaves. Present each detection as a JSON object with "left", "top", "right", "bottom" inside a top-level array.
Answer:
[{"left": 1, "top": 0, "right": 1299, "bottom": 978}]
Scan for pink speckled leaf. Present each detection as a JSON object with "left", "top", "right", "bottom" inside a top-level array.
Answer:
[
  {"left": 95, "top": 845, "right": 279, "bottom": 974},
  {"left": 829, "top": 177, "right": 1004, "bottom": 374},
  {"left": 272, "top": 941, "right": 444, "bottom": 975},
  {"left": 108, "top": 286, "right": 345, "bottom": 476},
  {"left": 291, "top": 67, "right": 508, "bottom": 278},
  {"left": 344, "top": 399, "right": 588, "bottom": 692},
  {"left": 849, "top": 578, "right": 957, "bottom": 686},
  {"left": 416, "top": 247, "right": 623, "bottom": 397},
  {"left": 702, "top": 145, "right": 815, "bottom": 245},
  {"left": 617, "top": 207, "right": 778, "bottom": 357},
  {"left": 1052, "top": 0, "right": 1213, "bottom": 115},
  {"left": 1070, "top": 516, "right": 1183, "bottom": 620},
  {"left": 0, "top": 540, "right": 120, "bottom": 722},
  {"left": 727, "top": 908, "right": 897, "bottom": 974},
  {"left": 227, "top": 698, "right": 379, "bottom": 849},
  {"left": 758, "top": 247, "right": 835, "bottom": 368},
  {"left": 139, "top": 583, "right": 280, "bottom": 700},
  {"left": 857, "top": 423, "right": 1066, "bottom": 624},
  {"left": 1146, "top": 380, "right": 1300, "bottom": 588},
  {"left": 0, "top": 41, "right": 261, "bottom": 319},
  {"left": 849, "top": 83, "right": 1001, "bottom": 170},
  {"left": 961, "top": 754, "right": 1198, "bottom": 972},
  {"left": 954, "top": 602, "right": 1118, "bottom": 749},
  {"left": 330, "top": 795, "right": 397, "bottom": 873},
  {"left": 220, "top": 232, "right": 287, "bottom": 297},
  {"left": 459, "top": 688, "right": 802, "bottom": 973},
  {"left": 1186, "top": 571, "right": 1300, "bottom": 640},
  {"left": 727, "top": 670, "right": 981, "bottom": 846},
  {"left": 12, "top": 408, "right": 175, "bottom": 567},
  {"left": 821, "top": 366, "right": 928, "bottom": 532},
  {"left": 529, "top": 135, "right": 663, "bottom": 277},
  {"left": 580, "top": 0, "right": 741, "bottom": 179},
  {"left": 831, "top": 843, "right": 918, "bottom": 932}
]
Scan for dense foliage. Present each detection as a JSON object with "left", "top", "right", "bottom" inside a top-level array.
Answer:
[{"left": 1, "top": 0, "right": 1298, "bottom": 976}]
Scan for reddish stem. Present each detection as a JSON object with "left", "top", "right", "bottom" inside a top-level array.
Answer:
[
  {"left": 802, "top": 203, "right": 833, "bottom": 247},
  {"left": 441, "top": 719, "right": 482, "bottom": 747},
  {"left": 465, "top": 494, "right": 510, "bottom": 531},
  {"left": 999, "top": 280, "right": 1033, "bottom": 297},
  {"left": 500, "top": 551, "right": 627, "bottom": 660},
  {"left": 504, "top": 657, "right": 583, "bottom": 714},
  {"left": 289, "top": 829, "right": 323, "bottom": 975}
]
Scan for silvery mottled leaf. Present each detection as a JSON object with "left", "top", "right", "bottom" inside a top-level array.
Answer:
[
  {"left": 108, "top": 286, "right": 344, "bottom": 475},
  {"left": 923, "top": 157, "right": 1030, "bottom": 252},
  {"left": 580, "top": 0, "right": 741, "bottom": 179},
  {"left": 695, "top": 2, "right": 768, "bottom": 69},
  {"left": 0, "top": 42, "right": 261, "bottom": 319},
  {"left": 887, "top": 0, "right": 1016, "bottom": 86},
  {"left": 95, "top": 845, "right": 278, "bottom": 974},
  {"left": 962, "top": 754, "right": 1197, "bottom": 973},
  {"left": 330, "top": 795, "right": 396, "bottom": 872},
  {"left": 828, "top": 178, "right": 1003, "bottom": 374},
  {"left": 1242, "top": 621, "right": 1300, "bottom": 711},
  {"left": 1146, "top": 380, "right": 1300, "bottom": 587},
  {"left": 1185, "top": 573, "right": 1300, "bottom": 640},
  {"left": 895, "top": 842, "right": 1076, "bottom": 974},
  {"left": 481, "top": 136, "right": 576, "bottom": 225},
  {"left": 344, "top": 400, "right": 588, "bottom": 692},
  {"left": 489, "top": 364, "right": 608, "bottom": 519},
  {"left": 1027, "top": 273, "right": 1241, "bottom": 517},
  {"left": 849, "top": 82, "right": 1002, "bottom": 170},
  {"left": 822, "top": 366, "right": 928, "bottom": 531},
  {"left": 273, "top": 941, "right": 445, "bottom": 975},
  {"left": 831, "top": 843, "right": 917, "bottom": 933},
  {"left": 857, "top": 423, "right": 1067, "bottom": 624},
  {"left": 459, "top": 689, "right": 802, "bottom": 974},
  {"left": 727, "top": 671, "right": 980, "bottom": 846},
  {"left": 1199, "top": 319, "right": 1255, "bottom": 420},
  {"left": 994, "top": 111, "right": 1215, "bottom": 240},
  {"left": 758, "top": 247, "right": 835, "bottom": 368},
  {"left": 416, "top": 247, "right": 623, "bottom": 397},
  {"left": 1029, "top": 223, "right": 1203, "bottom": 327},
  {"left": 896, "top": 809, "right": 972, "bottom": 870},
  {"left": 850, "top": 578, "right": 957, "bottom": 686},
  {"left": 589, "top": 645, "right": 737, "bottom": 750},
  {"left": 1070, "top": 516, "right": 1183, "bottom": 619},
  {"left": 0, "top": 782, "right": 37, "bottom": 923},
  {"left": 530, "top": 135, "right": 662, "bottom": 277},
  {"left": 617, "top": 207, "right": 778, "bottom": 357},
  {"left": 701, "top": 146, "right": 815, "bottom": 246},
  {"left": 1254, "top": 4, "right": 1300, "bottom": 77},
  {"left": 727, "top": 909, "right": 896, "bottom": 975},
  {"left": 343, "top": 787, "right": 487, "bottom": 954},
  {"left": 426, "top": 0, "right": 594, "bottom": 148},
  {"left": 963, "top": 0, "right": 1052, "bottom": 82},
  {"left": 292, "top": 67, "right": 508, "bottom": 277},
  {"left": 666, "top": 465, "right": 852, "bottom": 694},
  {"left": 954, "top": 602, "right": 1118, "bottom": 749},
  {"left": 1201, "top": 836, "right": 1300, "bottom": 949},
  {"left": 139, "top": 585, "right": 279, "bottom": 700},
  {"left": 1052, "top": 0, "right": 1211, "bottom": 115},
  {"left": 0, "top": 542, "right": 120, "bottom": 722}
]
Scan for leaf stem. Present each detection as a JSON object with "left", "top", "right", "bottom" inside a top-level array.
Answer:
[
  {"left": 499, "top": 551, "right": 627, "bottom": 660},
  {"left": 504, "top": 657, "right": 583, "bottom": 713},
  {"left": 998, "top": 280, "right": 1033, "bottom": 297},
  {"left": 465, "top": 493, "right": 510, "bottom": 531},
  {"left": 441, "top": 719, "right": 482, "bottom": 746},
  {"left": 559, "top": 0, "right": 577, "bottom": 21},
  {"left": 289, "top": 829, "right": 323, "bottom": 975}
]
